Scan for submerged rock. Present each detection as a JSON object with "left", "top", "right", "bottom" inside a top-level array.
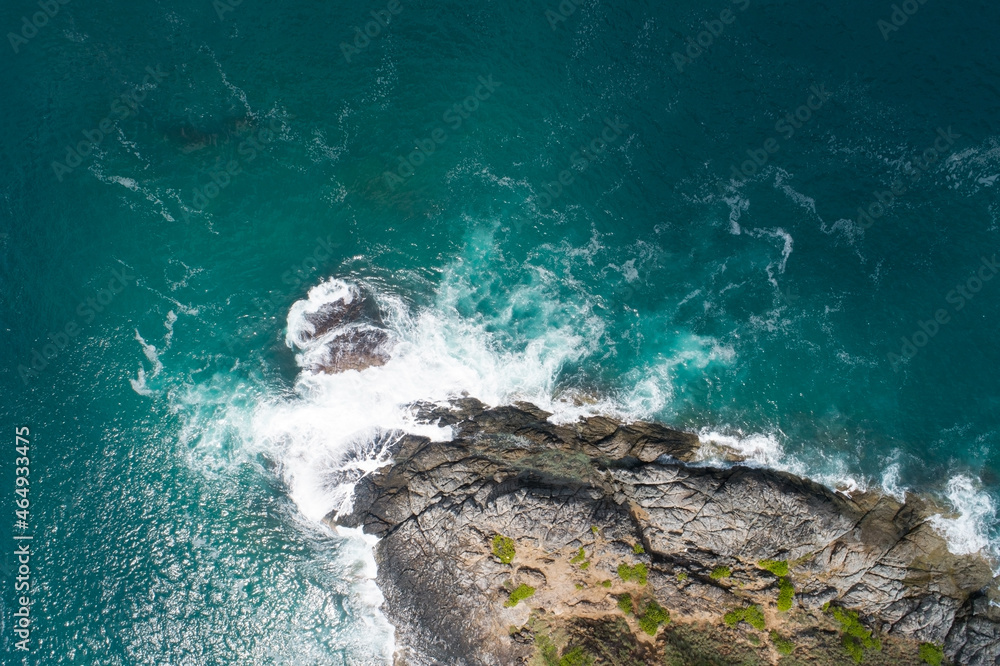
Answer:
[
  {"left": 330, "top": 399, "right": 1000, "bottom": 665},
  {"left": 162, "top": 124, "right": 220, "bottom": 153},
  {"left": 162, "top": 114, "right": 256, "bottom": 153}
]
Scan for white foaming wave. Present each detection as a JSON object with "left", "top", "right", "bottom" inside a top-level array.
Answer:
[
  {"left": 256, "top": 276, "right": 613, "bottom": 522},
  {"left": 308, "top": 129, "right": 346, "bottom": 165},
  {"left": 145, "top": 302, "right": 399, "bottom": 659},
  {"left": 676, "top": 288, "right": 702, "bottom": 308},
  {"left": 283, "top": 278, "right": 361, "bottom": 370},
  {"left": 696, "top": 428, "right": 998, "bottom": 560},
  {"left": 724, "top": 192, "right": 748, "bottom": 235},
  {"left": 205, "top": 47, "right": 255, "bottom": 119},
  {"left": 164, "top": 310, "right": 178, "bottom": 346},
  {"left": 135, "top": 329, "right": 164, "bottom": 376},
  {"left": 820, "top": 217, "right": 867, "bottom": 254},
  {"left": 90, "top": 167, "right": 177, "bottom": 223},
  {"left": 130, "top": 366, "right": 153, "bottom": 397},
  {"left": 881, "top": 461, "right": 907, "bottom": 502},
  {"left": 619, "top": 363, "right": 674, "bottom": 418},
  {"left": 168, "top": 376, "right": 264, "bottom": 475},
  {"left": 745, "top": 227, "right": 794, "bottom": 290},
  {"left": 620, "top": 335, "right": 736, "bottom": 418},
  {"left": 618, "top": 258, "right": 639, "bottom": 283},
  {"left": 694, "top": 426, "right": 876, "bottom": 499},
  {"left": 928, "top": 475, "right": 998, "bottom": 559},
  {"left": 774, "top": 229, "right": 793, "bottom": 273},
  {"left": 165, "top": 259, "right": 205, "bottom": 292},
  {"left": 774, "top": 169, "right": 818, "bottom": 219},
  {"left": 445, "top": 160, "right": 534, "bottom": 192},
  {"left": 109, "top": 175, "right": 139, "bottom": 191},
  {"left": 941, "top": 137, "right": 1000, "bottom": 194},
  {"left": 155, "top": 380, "right": 397, "bottom": 663},
  {"left": 335, "top": 525, "right": 395, "bottom": 625},
  {"left": 695, "top": 429, "right": 792, "bottom": 470},
  {"left": 130, "top": 307, "right": 186, "bottom": 396}
]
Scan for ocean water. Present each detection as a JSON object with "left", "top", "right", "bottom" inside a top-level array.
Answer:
[{"left": 2, "top": 0, "right": 1000, "bottom": 661}]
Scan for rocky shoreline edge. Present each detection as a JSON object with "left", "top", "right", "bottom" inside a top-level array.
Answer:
[{"left": 325, "top": 398, "right": 1000, "bottom": 665}]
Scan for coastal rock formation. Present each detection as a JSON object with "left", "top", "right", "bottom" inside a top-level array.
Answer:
[
  {"left": 330, "top": 399, "right": 1000, "bottom": 665},
  {"left": 292, "top": 282, "right": 392, "bottom": 374}
]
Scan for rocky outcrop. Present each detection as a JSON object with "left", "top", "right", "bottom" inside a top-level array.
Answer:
[
  {"left": 330, "top": 399, "right": 1000, "bottom": 665},
  {"left": 295, "top": 283, "right": 392, "bottom": 373}
]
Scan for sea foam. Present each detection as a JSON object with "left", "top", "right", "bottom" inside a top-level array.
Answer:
[
  {"left": 255, "top": 275, "right": 614, "bottom": 522},
  {"left": 262, "top": 272, "right": 999, "bottom": 564}
]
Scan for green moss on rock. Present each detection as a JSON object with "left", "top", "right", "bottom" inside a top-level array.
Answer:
[
  {"left": 505, "top": 583, "right": 536, "bottom": 607},
  {"left": 827, "top": 604, "right": 881, "bottom": 663},
  {"left": 743, "top": 605, "right": 766, "bottom": 631},
  {"left": 492, "top": 534, "right": 516, "bottom": 564},
  {"left": 757, "top": 559, "right": 789, "bottom": 577},
  {"left": 710, "top": 566, "right": 731, "bottom": 580},
  {"left": 770, "top": 630, "right": 794, "bottom": 655},
  {"left": 843, "top": 635, "right": 864, "bottom": 663},
  {"left": 723, "top": 604, "right": 765, "bottom": 630},
  {"left": 777, "top": 577, "right": 795, "bottom": 612},
  {"left": 831, "top": 606, "right": 881, "bottom": 650},
  {"left": 636, "top": 599, "right": 670, "bottom": 636},
  {"left": 617, "top": 562, "right": 648, "bottom": 585},
  {"left": 535, "top": 630, "right": 560, "bottom": 665},
  {"left": 919, "top": 642, "right": 945, "bottom": 666}
]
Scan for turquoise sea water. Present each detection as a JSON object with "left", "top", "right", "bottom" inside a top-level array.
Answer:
[{"left": 2, "top": 0, "right": 1000, "bottom": 662}]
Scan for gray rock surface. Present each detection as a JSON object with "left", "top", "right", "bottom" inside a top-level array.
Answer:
[{"left": 331, "top": 399, "right": 1000, "bottom": 665}]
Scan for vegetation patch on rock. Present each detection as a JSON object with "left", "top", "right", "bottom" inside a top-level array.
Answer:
[
  {"left": 769, "top": 630, "right": 794, "bottom": 655},
  {"left": 723, "top": 604, "right": 766, "bottom": 631},
  {"left": 617, "top": 562, "right": 648, "bottom": 585},
  {"left": 824, "top": 603, "right": 881, "bottom": 663},
  {"left": 919, "top": 642, "right": 945, "bottom": 666},
  {"left": 757, "top": 559, "right": 789, "bottom": 577},
  {"left": 492, "top": 534, "right": 516, "bottom": 564},
  {"left": 776, "top": 577, "right": 795, "bottom": 612},
  {"left": 709, "top": 565, "right": 731, "bottom": 580},
  {"left": 636, "top": 599, "right": 670, "bottom": 636},
  {"left": 505, "top": 583, "right": 536, "bottom": 607}
]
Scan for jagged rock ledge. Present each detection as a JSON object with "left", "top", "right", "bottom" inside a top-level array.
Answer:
[{"left": 329, "top": 399, "right": 1000, "bottom": 666}]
